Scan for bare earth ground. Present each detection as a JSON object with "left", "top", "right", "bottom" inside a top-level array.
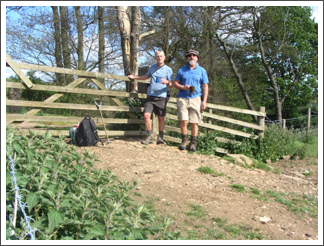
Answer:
[{"left": 74, "top": 136, "right": 319, "bottom": 241}]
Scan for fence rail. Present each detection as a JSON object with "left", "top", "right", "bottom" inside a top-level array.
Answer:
[{"left": 6, "top": 54, "right": 266, "bottom": 154}]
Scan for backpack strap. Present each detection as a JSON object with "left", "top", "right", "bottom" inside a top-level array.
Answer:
[{"left": 88, "top": 118, "right": 104, "bottom": 146}]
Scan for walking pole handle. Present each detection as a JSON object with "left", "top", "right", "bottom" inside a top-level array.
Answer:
[{"left": 94, "top": 100, "right": 102, "bottom": 110}]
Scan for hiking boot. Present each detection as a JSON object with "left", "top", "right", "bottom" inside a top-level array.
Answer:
[
  {"left": 179, "top": 136, "right": 188, "bottom": 150},
  {"left": 189, "top": 141, "right": 197, "bottom": 152},
  {"left": 141, "top": 134, "right": 155, "bottom": 145},
  {"left": 157, "top": 135, "right": 165, "bottom": 144}
]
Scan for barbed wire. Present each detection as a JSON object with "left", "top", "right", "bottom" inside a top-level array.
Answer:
[{"left": 8, "top": 155, "right": 36, "bottom": 240}]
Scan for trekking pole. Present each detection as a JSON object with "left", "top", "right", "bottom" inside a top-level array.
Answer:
[{"left": 94, "top": 100, "right": 111, "bottom": 144}]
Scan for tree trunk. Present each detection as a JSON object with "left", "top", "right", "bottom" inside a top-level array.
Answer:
[
  {"left": 116, "top": 6, "right": 154, "bottom": 95},
  {"left": 98, "top": 6, "right": 105, "bottom": 85},
  {"left": 74, "top": 6, "right": 84, "bottom": 71},
  {"left": 216, "top": 34, "right": 258, "bottom": 123},
  {"left": 51, "top": 6, "right": 64, "bottom": 85},
  {"left": 129, "top": 6, "right": 141, "bottom": 93},
  {"left": 116, "top": 6, "right": 131, "bottom": 92},
  {"left": 253, "top": 8, "right": 282, "bottom": 122},
  {"left": 59, "top": 6, "right": 73, "bottom": 84}
]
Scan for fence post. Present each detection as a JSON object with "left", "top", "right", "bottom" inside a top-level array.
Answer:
[
  {"left": 307, "top": 108, "right": 311, "bottom": 136},
  {"left": 282, "top": 119, "right": 286, "bottom": 129},
  {"left": 257, "top": 107, "right": 265, "bottom": 137},
  {"left": 208, "top": 108, "right": 212, "bottom": 133},
  {"left": 152, "top": 112, "right": 159, "bottom": 138}
]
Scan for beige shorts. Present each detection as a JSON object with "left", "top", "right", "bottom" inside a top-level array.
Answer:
[{"left": 177, "top": 97, "right": 203, "bottom": 124}]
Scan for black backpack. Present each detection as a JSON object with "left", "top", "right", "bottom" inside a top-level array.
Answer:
[{"left": 75, "top": 117, "right": 103, "bottom": 146}]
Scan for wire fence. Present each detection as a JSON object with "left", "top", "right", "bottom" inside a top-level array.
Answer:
[
  {"left": 265, "top": 115, "right": 318, "bottom": 129},
  {"left": 8, "top": 155, "right": 36, "bottom": 240},
  {"left": 265, "top": 112, "right": 318, "bottom": 142}
]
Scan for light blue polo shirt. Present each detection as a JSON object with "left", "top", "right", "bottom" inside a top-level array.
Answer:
[
  {"left": 175, "top": 63, "right": 209, "bottom": 99},
  {"left": 146, "top": 64, "right": 173, "bottom": 98}
]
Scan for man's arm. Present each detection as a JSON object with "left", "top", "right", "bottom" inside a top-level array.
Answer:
[
  {"left": 127, "top": 74, "right": 150, "bottom": 80},
  {"left": 174, "top": 80, "right": 190, "bottom": 91},
  {"left": 201, "top": 83, "right": 209, "bottom": 111}
]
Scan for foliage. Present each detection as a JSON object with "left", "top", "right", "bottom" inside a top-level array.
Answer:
[
  {"left": 196, "top": 129, "right": 219, "bottom": 155},
  {"left": 227, "top": 124, "right": 296, "bottom": 163},
  {"left": 6, "top": 126, "right": 179, "bottom": 240}
]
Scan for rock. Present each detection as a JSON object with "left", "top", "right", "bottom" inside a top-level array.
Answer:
[
  {"left": 234, "top": 157, "right": 245, "bottom": 165},
  {"left": 135, "top": 171, "right": 139, "bottom": 174},
  {"left": 259, "top": 216, "right": 271, "bottom": 224},
  {"left": 266, "top": 159, "right": 272, "bottom": 164},
  {"left": 282, "top": 155, "right": 290, "bottom": 160},
  {"left": 227, "top": 154, "right": 254, "bottom": 165},
  {"left": 144, "top": 171, "right": 154, "bottom": 174}
]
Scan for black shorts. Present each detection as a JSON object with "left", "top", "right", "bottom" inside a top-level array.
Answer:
[{"left": 144, "top": 96, "right": 167, "bottom": 117}]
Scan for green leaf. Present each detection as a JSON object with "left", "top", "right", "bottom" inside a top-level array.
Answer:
[
  {"left": 13, "top": 143, "right": 22, "bottom": 155},
  {"left": 83, "top": 223, "right": 105, "bottom": 240},
  {"left": 44, "top": 130, "right": 51, "bottom": 140},
  {"left": 26, "top": 149, "right": 35, "bottom": 163},
  {"left": 57, "top": 200, "right": 72, "bottom": 210},
  {"left": 27, "top": 192, "right": 39, "bottom": 213},
  {"left": 6, "top": 172, "right": 12, "bottom": 186},
  {"left": 29, "top": 129, "right": 37, "bottom": 137},
  {"left": 60, "top": 236, "right": 74, "bottom": 240},
  {"left": 48, "top": 209, "right": 64, "bottom": 232}
]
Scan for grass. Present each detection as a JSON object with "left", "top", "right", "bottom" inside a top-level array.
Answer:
[
  {"left": 196, "top": 166, "right": 216, "bottom": 174},
  {"left": 249, "top": 190, "right": 318, "bottom": 218},
  {"left": 196, "top": 166, "right": 231, "bottom": 179},
  {"left": 185, "top": 203, "right": 207, "bottom": 220},
  {"left": 294, "top": 136, "right": 318, "bottom": 158},
  {"left": 228, "top": 184, "right": 246, "bottom": 192},
  {"left": 302, "top": 171, "right": 314, "bottom": 176},
  {"left": 175, "top": 204, "right": 265, "bottom": 240},
  {"left": 250, "top": 187, "right": 261, "bottom": 195},
  {"left": 211, "top": 218, "right": 264, "bottom": 240},
  {"left": 212, "top": 217, "right": 227, "bottom": 227}
]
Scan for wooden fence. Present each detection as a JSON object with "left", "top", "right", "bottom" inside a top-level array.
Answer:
[{"left": 6, "top": 54, "right": 266, "bottom": 154}]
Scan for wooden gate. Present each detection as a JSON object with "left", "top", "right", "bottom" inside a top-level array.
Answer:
[{"left": 6, "top": 54, "right": 266, "bottom": 154}]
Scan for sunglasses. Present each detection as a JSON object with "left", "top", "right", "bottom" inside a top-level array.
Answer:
[{"left": 186, "top": 54, "right": 197, "bottom": 58}]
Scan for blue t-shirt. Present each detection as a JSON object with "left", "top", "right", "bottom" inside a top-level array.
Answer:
[
  {"left": 175, "top": 63, "right": 209, "bottom": 99},
  {"left": 146, "top": 64, "right": 173, "bottom": 98}
]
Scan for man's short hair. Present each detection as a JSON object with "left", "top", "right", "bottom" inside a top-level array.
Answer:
[{"left": 155, "top": 49, "right": 165, "bottom": 56}]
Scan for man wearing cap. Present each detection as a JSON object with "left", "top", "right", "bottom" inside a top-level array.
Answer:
[
  {"left": 127, "top": 50, "right": 173, "bottom": 145},
  {"left": 174, "top": 49, "right": 209, "bottom": 151}
]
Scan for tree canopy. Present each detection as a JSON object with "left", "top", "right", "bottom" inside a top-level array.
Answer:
[{"left": 6, "top": 5, "right": 318, "bottom": 121}]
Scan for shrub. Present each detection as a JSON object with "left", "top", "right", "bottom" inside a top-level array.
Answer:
[
  {"left": 6, "top": 126, "right": 179, "bottom": 240},
  {"left": 228, "top": 124, "right": 296, "bottom": 163},
  {"left": 196, "top": 130, "right": 219, "bottom": 155}
]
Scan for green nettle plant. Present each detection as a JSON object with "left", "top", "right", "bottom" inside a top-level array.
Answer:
[
  {"left": 196, "top": 130, "right": 219, "bottom": 155},
  {"left": 6, "top": 126, "right": 180, "bottom": 240},
  {"left": 228, "top": 124, "right": 296, "bottom": 163}
]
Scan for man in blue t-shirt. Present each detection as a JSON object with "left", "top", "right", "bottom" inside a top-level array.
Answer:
[
  {"left": 128, "top": 50, "right": 173, "bottom": 145},
  {"left": 174, "top": 49, "right": 209, "bottom": 151}
]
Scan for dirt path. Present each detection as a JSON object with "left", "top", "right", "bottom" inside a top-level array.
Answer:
[{"left": 74, "top": 136, "right": 319, "bottom": 240}]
